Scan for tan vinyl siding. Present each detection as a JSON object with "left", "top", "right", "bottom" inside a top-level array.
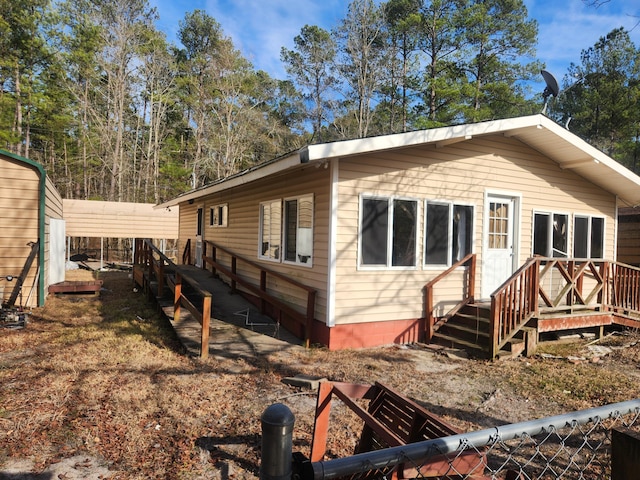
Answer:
[
  {"left": 178, "top": 202, "right": 199, "bottom": 260},
  {"left": 179, "top": 165, "right": 331, "bottom": 320},
  {"left": 64, "top": 200, "right": 178, "bottom": 239},
  {"left": 0, "top": 156, "right": 41, "bottom": 306},
  {"left": 333, "top": 135, "right": 617, "bottom": 326}
]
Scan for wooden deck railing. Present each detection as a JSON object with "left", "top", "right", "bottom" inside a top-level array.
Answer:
[
  {"left": 423, "top": 253, "right": 476, "bottom": 342},
  {"left": 202, "top": 240, "right": 317, "bottom": 347},
  {"left": 490, "top": 257, "right": 611, "bottom": 358},
  {"left": 609, "top": 262, "right": 640, "bottom": 317},
  {"left": 182, "top": 238, "right": 192, "bottom": 265},
  {"left": 134, "top": 238, "right": 211, "bottom": 359},
  {"left": 490, "top": 257, "right": 539, "bottom": 358}
]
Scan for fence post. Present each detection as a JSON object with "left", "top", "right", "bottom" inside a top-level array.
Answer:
[
  {"left": 173, "top": 273, "right": 182, "bottom": 323},
  {"left": 260, "top": 270, "right": 267, "bottom": 314},
  {"left": 612, "top": 427, "right": 640, "bottom": 480},
  {"left": 490, "top": 295, "right": 500, "bottom": 359},
  {"left": 260, "top": 403, "right": 294, "bottom": 480},
  {"left": 425, "top": 287, "right": 434, "bottom": 343},
  {"left": 200, "top": 295, "right": 211, "bottom": 359},
  {"left": 202, "top": 241, "right": 207, "bottom": 271},
  {"left": 211, "top": 245, "right": 217, "bottom": 276},
  {"left": 231, "top": 256, "right": 238, "bottom": 293},
  {"left": 305, "top": 290, "right": 316, "bottom": 348},
  {"left": 157, "top": 259, "right": 164, "bottom": 297}
]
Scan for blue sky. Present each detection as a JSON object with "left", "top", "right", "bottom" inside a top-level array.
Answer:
[{"left": 151, "top": 0, "right": 640, "bottom": 93}]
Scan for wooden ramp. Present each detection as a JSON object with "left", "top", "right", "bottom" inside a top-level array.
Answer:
[{"left": 139, "top": 263, "right": 303, "bottom": 359}]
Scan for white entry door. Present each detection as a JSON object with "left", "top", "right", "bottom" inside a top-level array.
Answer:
[{"left": 482, "top": 195, "right": 518, "bottom": 298}]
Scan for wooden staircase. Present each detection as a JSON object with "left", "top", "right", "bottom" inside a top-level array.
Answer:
[
  {"left": 427, "top": 256, "right": 640, "bottom": 360},
  {"left": 431, "top": 303, "right": 531, "bottom": 359}
]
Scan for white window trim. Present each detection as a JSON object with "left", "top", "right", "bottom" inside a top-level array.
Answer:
[
  {"left": 423, "top": 199, "right": 475, "bottom": 269},
  {"left": 531, "top": 209, "right": 571, "bottom": 258},
  {"left": 282, "top": 194, "right": 314, "bottom": 268},
  {"left": 209, "top": 203, "right": 228, "bottom": 228},
  {"left": 258, "top": 199, "right": 282, "bottom": 263},
  {"left": 357, "top": 194, "right": 420, "bottom": 270}
]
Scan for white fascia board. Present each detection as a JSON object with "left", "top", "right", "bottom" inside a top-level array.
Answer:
[
  {"left": 539, "top": 117, "right": 640, "bottom": 206},
  {"left": 304, "top": 115, "right": 544, "bottom": 162}
]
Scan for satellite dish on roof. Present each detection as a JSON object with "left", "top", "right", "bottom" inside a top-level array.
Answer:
[{"left": 541, "top": 70, "right": 560, "bottom": 114}]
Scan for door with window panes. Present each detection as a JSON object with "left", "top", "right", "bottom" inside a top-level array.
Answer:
[{"left": 482, "top": 195, "right": 517, "bottom": 298}]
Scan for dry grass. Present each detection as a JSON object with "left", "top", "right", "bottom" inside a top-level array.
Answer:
[{"left": 0, "top": 270, "right": 639, "bottom": 479}]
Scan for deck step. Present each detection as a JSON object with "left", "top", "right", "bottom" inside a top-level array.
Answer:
[
  {"left": 437, "top": 322, "right": 490, "bottom": 339},
  {"left": 430, "top": 332, "right": 489, "bottom": 358},
  {"left": 460, "top": 304, "right": 492, "bottom": 319},
  {"left": 453, "top": 312, "right": 491, "bottom": 322}
]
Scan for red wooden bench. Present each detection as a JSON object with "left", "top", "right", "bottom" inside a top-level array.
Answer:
[{"left": 310, "top": 381, "right": 488, "bottom": 479}]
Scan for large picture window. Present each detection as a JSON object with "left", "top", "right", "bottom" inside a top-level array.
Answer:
[
  {"left": 360, "top": 196, "right": 417, "bottom": 267},
  {"left": 424, "top": 201, "right": 473, "bottom": 266},
  {"left": 259, "top": 200, "right": 281, "bottom": 261},
  {"left": 284, "top": 195, "right": 314, "bottom": 265},
  {"left": 532, "top": 212, "right": 568, "bottom": 257},
  {"left": 573, "top": 215, "right": 604, "bottom": 259}
]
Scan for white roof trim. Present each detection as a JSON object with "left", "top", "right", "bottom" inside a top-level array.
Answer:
[{"left": 157, "top": 114, "right": 640, "bottom": 208}]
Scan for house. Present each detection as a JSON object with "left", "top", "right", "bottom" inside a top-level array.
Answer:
[
  {"left": 0, "top": 149, "right": 64, "bottom": 308},
  {"left": 157, "top": 114, "right": 640, "bottom": 351}
]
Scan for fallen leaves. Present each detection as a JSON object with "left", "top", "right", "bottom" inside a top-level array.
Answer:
[{"left": 1, "top": 270, "right": 639, "bottom": 478}]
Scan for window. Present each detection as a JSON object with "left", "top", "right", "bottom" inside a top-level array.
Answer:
[
  {"left": 284, "top": 195, "right": 313, "bottom": 265},
  {"left": 532, "top": 212, "right": 568, "bottom": 257},
  {"left": 573, "top": 215, "right": 604, "bottom": 259},
  {"left": 209, "top": 204, "right": 228, "bottom": 227},
  {"left": 360, "top": 196, "right": 417, "bottom": 267},
  {"left": 258, "top": 195, "right": 314, "bottom": 265},
  {"left": 488, "top": 201, "right": 509, "bottom": 249},
  {"left": 259, "top": 200, "right": 281, "bottom": 261},
  {"left": 425, "top": 201, "right": 473, "bottom": 266}
]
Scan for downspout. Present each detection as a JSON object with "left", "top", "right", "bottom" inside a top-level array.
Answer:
[
  {"left": 326, "top": 159, "right": 338, "bottom": 327},
  {"left": 613, "top": 196, "right": 619, "bottom": 262}
]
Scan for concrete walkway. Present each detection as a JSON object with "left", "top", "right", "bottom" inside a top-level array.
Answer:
[{"left": 155, "top": 265, "right": 304, "bottom": 361}]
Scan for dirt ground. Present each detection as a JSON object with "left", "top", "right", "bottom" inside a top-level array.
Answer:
[{"left": 0, "top": 270, "right": 639, "bottom": 479}]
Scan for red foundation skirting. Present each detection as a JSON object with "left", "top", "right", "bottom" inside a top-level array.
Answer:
[
  {"left": 312, "top": 318, "right": 424, "bottom": 350},
  {"left": 239, "top": 290, "right": 424, "bottom": 350}
]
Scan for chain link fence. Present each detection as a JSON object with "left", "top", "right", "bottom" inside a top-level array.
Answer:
[{"left": 262, "top": 399, "right": 640, "bottom": 480}]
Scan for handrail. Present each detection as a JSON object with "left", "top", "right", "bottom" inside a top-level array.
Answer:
[
  {"left": 610, "top": 262, "right": 640, "bottom": 316},
  {"left": 489, "top": 257, "right": 616, "bottom": 358},
  {"left": 182, "top": 238, "right": 192, "bottom": 265},
  {"left": 423, "top": 253, "right": 476, "bottom": 342},
  {"left": 134, "top": 238, "right": 211, "bottom": 359},
  {"left": 203, "top": 240, "right": 317, "bottom": 347},
  {"left": 489, "top": 256, "right": 539, "bottom": 358}
]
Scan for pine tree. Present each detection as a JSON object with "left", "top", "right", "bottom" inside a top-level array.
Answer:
[{"left": 556, "top": 28, "right": 640, "bottom": 171}]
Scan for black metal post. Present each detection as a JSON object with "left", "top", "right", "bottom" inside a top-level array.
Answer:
[{"left": 260, "top": 403, "right": 295, "bottom": 480}]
